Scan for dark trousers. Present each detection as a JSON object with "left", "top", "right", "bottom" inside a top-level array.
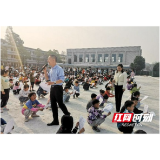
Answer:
[
  {"left": 50, "top": 85, "right": 70, "bottom": 122},
  {"left": 1, "top": 88, "right": 10, "bottom": 108},
  {"left": 115, "top": 85, "right": 123, "bottom": 112}
]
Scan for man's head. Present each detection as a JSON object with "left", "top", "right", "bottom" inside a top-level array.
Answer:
[{"left": 48, "top": 55, "right": 57, "bottom": 67}]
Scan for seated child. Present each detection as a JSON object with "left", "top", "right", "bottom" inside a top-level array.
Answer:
[
  {"left": 131, "top": 83, "right": 141, "bottom": 94},
  {"left": 73, "top": 81, "right": 80, "bottom": 99},
  {"left": 1, "top": 118, "right": 7, "bottom": 134},
  {"left": 13, "top": 81, "right": 21, "bottom": 95},
  {"left": 120, "top": 97, "right": 143, "bottom": 114},
  {"left": 90, "top": 78, "right": 96, "bottom": 88},
  {"left": 21, "top": 92, "right": 45, "bottom": 122},
  {"left": 127, "top": 81, "right": 133, "bottom": 90},
  {"left": 117, "top": 100, "right": 135, "bottom": 134},
  {"left": 19, "top": 84, "right": 30, "bottom": 105},
  {"left": 83, "top": 80, "right": 90, "bottom": 91},
  {"left": 87, "top": 99, "right": 111, "bottom": 132},
  {"left": 9, "top": 79, "right": 14, "bottom": 89},
  {"left": 63, "top": 86, "right": 73, "bottom": 103},
  {"left": 1, "top": 118, "right": 14, "bottom": 134},
  {"left": 105, "top": 87, "right": 115, "bottom": 100},
  {"left": 56, "top": 115, "right": 85, "bottom": 134},
  {"left": 19, "top": 74, "right": 23, "bottom": 82},
  {"left": 96, "top": 89, "right": 106, "bottom": 107},
  {"left": 131, "top": 91, "right": 141, "bottom": 109},
  {"left": 86, "top": 93, "right": 97, "bottom": 111},
  {"left": 37, "top": 86, "right": 48, "bottom": 99}
]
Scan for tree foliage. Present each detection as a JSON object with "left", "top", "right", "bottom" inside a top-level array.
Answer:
[
  {"left": 153, "top": 62, "right": 159, "bottom": 71},
  {"left": 130, "top": 56, "right": 145, "bottom": 71}
]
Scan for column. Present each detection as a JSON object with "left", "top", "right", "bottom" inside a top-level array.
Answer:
[
  {"left": 89, "top": 53, "right": 92, "bottom": 63},
  {"left": 116, "top": 53, "right": 119, "bottom": 64},
  {"left": 72, "top": 52, "right": 74, "bottom": 64},
  {"left": 77, "top": 53, "right": 79, "bottom": 63},
  {"left": 83, "top": 53, "right": 85, "bottom": 63},
  {"left": 102, "top": 53, "right": 104, "bottom": 64},
  {"left": 123, "top": 52, "right": 126, "bottom": 65}
]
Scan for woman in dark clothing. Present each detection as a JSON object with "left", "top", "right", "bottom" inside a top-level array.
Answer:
[{"left": 56, "top": 115, "right": 85, "bottom": 134}]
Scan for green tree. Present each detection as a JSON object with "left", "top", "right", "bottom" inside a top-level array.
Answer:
[
  {"left": 5, "top": 26, "right": 30, "bottom": 67},
  {"left": 45, "top": 49, "right": 63, "bottom": 63},
  {"left": 34, "top": 48, "right": 43, "bottom": 65},
  {"left": 130, "top": 56, "right": 145, "bottom": 72},
  {"left": 153, "top": 62, "right": 159, "bottom": 71}
]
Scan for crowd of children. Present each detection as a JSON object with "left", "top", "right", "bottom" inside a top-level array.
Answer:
[{"left": 1, "top": 65, "right": 148, "bottom": 134}]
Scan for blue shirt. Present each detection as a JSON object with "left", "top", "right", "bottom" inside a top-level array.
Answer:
[
  {"left": 48, "top": 65, "right": 65, "bottom": 86},
  {"left": 24, "top": 99, "right": 40, "bottom": 109},
  {"left": 73, "top": 85, "right": 80, "bottom": 92}
]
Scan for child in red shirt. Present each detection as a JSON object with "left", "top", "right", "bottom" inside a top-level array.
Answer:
[{"left": 105, "top": 87, "right": 115, "bottom": 98}]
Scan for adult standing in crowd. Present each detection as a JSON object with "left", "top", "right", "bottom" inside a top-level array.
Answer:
[
  {"left": 1, "top": 70, "right": 10, "bottom": 113},
  {"left": 29, "top": 69, "right": 35, "bottom": 91},
  {"left": 131, "top": 69, "right": 135, "bottom": 78},
  {"left": 113, "top": 64, "right": 127, "bottom": 112},
  {"left": 43, "top": 55, "right": 70, "bottom": 126}
]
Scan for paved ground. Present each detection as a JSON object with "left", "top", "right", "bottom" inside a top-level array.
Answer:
[{"left": 1, "top": 76, "right": 159, "bottom": 134}]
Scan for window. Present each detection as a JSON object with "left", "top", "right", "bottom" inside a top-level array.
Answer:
[
  {"left": 91, "top": 54, "right": 95, "bottom": 62},
  {"left": 85, "top": 54, "right": 89, "bottom": 62},
  {"left": 74, "top": 55, "right": 77, "bottom": 62},
  {"left": 79, "top": 54, "right": 83, "bottom": 62},
  {"left": 104, "top": 54, "right": 108, "bottom": 62},
  {"left": 68, "top": 58, "right": 71, "bottom": 64},
  {"left": 98, "top": 54, "right": 102, "bottom": 62},
  {"left": 112, "top": 54, "right": 116, "bottom": 62},
  {"left": 118, "top": 54, "right": 123, "bottom": 62}
]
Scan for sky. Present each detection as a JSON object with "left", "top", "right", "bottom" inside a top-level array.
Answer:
[{"left": 0, "top": 26, "right": 159, "bottom": 63}]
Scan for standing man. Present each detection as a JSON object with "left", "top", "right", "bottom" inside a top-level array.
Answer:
[
  {"left": 29, "top": 69, "right": 35, "bottom": 91},
  {"left": 43, "top": 55, "right": 70, "bottom": 126}
]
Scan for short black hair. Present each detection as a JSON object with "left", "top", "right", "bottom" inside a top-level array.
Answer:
[
  {"left": 1, "top": 69, "right": 9, "bottom": 75},
  {"left": 132, "top": 91, "right": 140, "bottom": 98},
  {"left": 75, "top": 81, "right": 79, "bottom": 84},
  {"left": 24, "top": 84, "right": 29, "bottom": 89},
  {"left": 131, "top": 97, "right": 139, "bottom": 101},
  {"left": 133, "top": 83, "right": 137, "bottom": 87},
  {"left": 92, "top": 99, "right": 100, "bottom": 105},
  {"left": 91, "top": 93, "right": 97, "bottom": 99},
  {"left": 134, "top": 130, "right": 147, "bottom": 134},
  {"left": 28, "top": 92, "right": 36, "bottom": 99},
  {"left": 49, "top": 55, "right": 57, "bottom": 61},
  {"left": 124, "top": 100, "right": 134, "bottom": 109},
  {"left": 64, "top": 86, "right": 69, "bottom": 90},
  {"left": 106, "top": 87, "right": 111, "bottom": 90},
  {"left": 100, "top": 89, "right": 105, "bottom": 94}
]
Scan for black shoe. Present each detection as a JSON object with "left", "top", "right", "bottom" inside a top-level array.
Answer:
[
  {"left": 47, "top": 121, "right": 59, "bottom": 126},
  {"left": 92, "top": 126, "right": 100, "bottom": 132}
]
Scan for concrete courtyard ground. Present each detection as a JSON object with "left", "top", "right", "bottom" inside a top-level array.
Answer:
[{"left": 1, "top": 76, "right": 159, "bottom": 134}]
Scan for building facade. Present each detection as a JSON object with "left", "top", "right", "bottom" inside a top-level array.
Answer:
[
  {"left": 0, "top": 39, "right": 46, "bottom": 67},
  {"left": 66, "top": 46, "right": 142, "bottom": 68}
]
